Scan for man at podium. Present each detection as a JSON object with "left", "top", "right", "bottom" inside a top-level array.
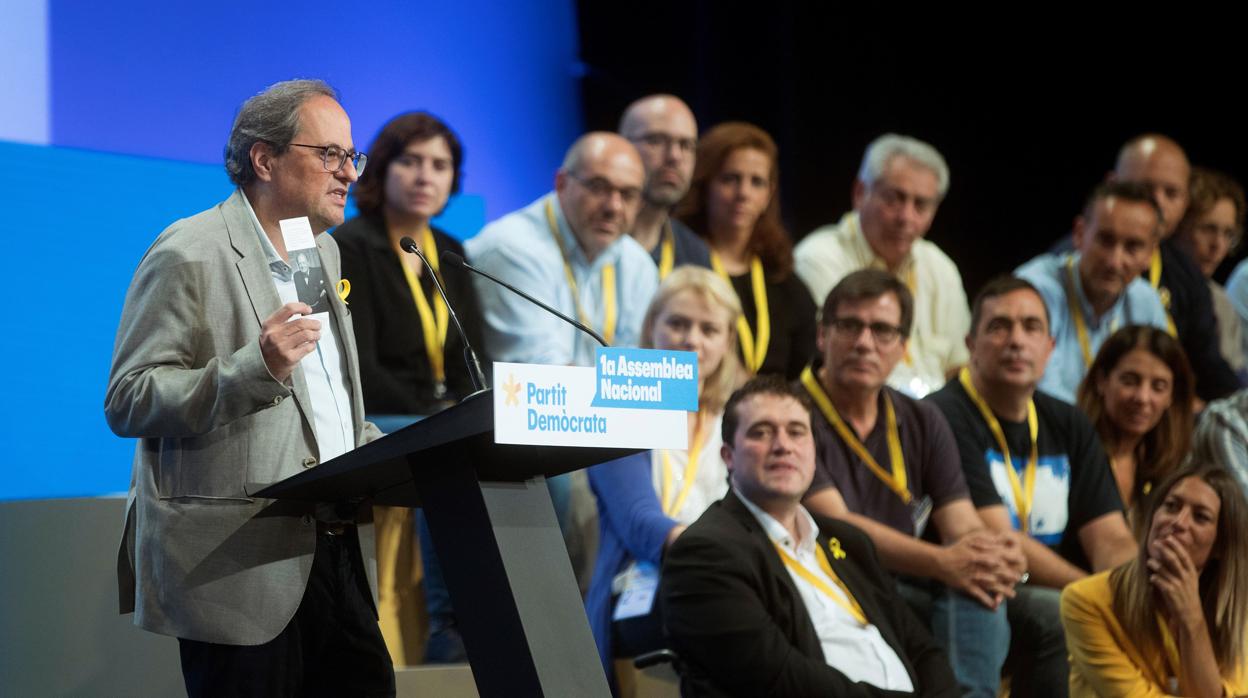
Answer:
[{"left": 104, "top": 79, "right": 394, "bottom": 696}]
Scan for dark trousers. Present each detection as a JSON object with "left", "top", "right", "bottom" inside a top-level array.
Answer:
[
  {"left": 178, "top": 529, "right": 395, "bottom": 698},
  {"left": 1004, "top": 585, "right": 1069, "bottom": 698}
]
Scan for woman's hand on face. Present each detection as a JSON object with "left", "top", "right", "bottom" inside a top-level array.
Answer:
[{"left": 1147, "top": 536, "right": 1206, "bottom": 631}]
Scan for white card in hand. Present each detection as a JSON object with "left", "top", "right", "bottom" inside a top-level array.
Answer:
[{"left": 279, "top": 216, "right": 316, "bottom": 251}]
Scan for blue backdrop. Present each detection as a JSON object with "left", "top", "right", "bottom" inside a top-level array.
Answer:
[{"left": 2, "top": 0, "right": 583, "bottom": 499}]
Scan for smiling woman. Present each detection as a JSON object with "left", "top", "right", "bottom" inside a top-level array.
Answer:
[{"left": 1076, "top": 325, "right": 1195, "bottom": 530}]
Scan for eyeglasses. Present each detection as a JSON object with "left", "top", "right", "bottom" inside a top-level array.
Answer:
[
  {"left": 289, "top": 143, "right": 368, "bottom": 176},
  {"left": 567, "top": 172, "right": 642, "bottom": 206},
  {"left": 632, "top": 131, "right": 697, "bottom": 154},
  {"left": 828, "top": 317, "right": 905, "bottom": 346}
]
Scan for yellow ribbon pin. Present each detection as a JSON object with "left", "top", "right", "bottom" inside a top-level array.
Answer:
[
  {"left": 336, "top": 278, "right": 351, "bottom": 305},
  {"left": 828, "top": 538, "right": 846, "bottom": 560}
]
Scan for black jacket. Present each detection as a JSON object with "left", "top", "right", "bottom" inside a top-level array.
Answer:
[
  {"left": 334, "top": 214, "right": 484, "bottom": 415},
  {"left": 660, "top": 490, "right": 959, "bottom": 697}
]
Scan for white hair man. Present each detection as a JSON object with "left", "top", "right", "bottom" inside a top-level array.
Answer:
[{"left": 795, "top": 134, "right": 970, "bottom": 398}]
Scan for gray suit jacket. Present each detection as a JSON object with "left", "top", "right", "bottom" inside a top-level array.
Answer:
[{"left": 105, "top": 190, "right": 382, "bottom": 645}]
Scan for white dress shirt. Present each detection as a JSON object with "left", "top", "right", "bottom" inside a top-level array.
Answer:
[
  {"left": 242, "top": 192, "right": 354, "bottom": 461},
  {"left": 738, "top": 493, "right": 914, "bottom": 692}
]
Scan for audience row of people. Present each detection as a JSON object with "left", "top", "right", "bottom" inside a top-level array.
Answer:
[{"left": 332, "top": 93, "right": 1248, "bottom": 694}]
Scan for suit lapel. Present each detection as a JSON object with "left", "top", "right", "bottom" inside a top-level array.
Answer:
[
  {"left": 721, "top": 492, "right": 827, "bottom": 658},
  {"left": 221, "top": 191, "right": 316, "bottom": 443}
]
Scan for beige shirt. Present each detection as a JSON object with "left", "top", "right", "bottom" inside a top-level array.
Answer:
[{"left": 795, "top": 212, "right": 970, "bottom": 397}]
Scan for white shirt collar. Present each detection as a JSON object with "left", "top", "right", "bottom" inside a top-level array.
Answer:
[{"left": 737, "top": 489, "right": 819, "bottom": 555}]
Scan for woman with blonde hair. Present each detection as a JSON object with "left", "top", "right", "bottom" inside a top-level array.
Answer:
[
  {"left": 1061, "top": 462, "right": 1248, "bottom": 696},
  {"left": 1077, "top": 325, "right": 1195, "bottom": 528},
  {"left": 585, "top": 266, "right": 743, "bottom": 686}
]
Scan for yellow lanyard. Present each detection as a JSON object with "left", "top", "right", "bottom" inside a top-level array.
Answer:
[
  {"left": 958, "top": 367, "right": 1039, "bottom": 533},
  {"left": 659, "top": 413, "right": 708, "bottom": 518},
  {"left": 773, "top": 541, "right": 867, "bottom": 626},
  {"left": 1148, "top": 248, "right": 1179, "bottom": 337},
  {"left": 710, "top": 251, "right": 770, "bottom": 372},
  {"left": 397, "top": 227, "right": 449, "bottom": 385},
  {"left": 800, "top": 365, "right": 910, "bottom": 505},
  {"left": 545, "top": 201, "right": 617, "bottom": 344},
  {"left": 1063, "top": 255, "right": 1096, "bottom": 368},
  {"left": 657, "top": 222, "right": 675, "bottom": 280}
]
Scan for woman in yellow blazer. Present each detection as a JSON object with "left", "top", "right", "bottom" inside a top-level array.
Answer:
[{"left": 1061, "top": 462, "right": 1248, "bottom": 697}]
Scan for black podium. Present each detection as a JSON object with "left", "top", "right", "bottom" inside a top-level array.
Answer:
[{"left": 257, "top": 389, "right": 634, "bottom": 697}]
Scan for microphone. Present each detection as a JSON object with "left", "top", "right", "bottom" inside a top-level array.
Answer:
[
  {"left": 399, "top": 236, "right": 488, "bottom": 394},
  {"left": 441, "top": 251, "right": 608, "bottom": 348}
]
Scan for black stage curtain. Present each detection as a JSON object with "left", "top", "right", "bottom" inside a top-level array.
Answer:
[{"left": 576, "top": 5, "right": 1248, "bottom": 296}]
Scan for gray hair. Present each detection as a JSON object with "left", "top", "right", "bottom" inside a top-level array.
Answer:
[
  {"left": 224, "top": 79, "right": 338, "bottom": 186},
  {"left": 857, "top": 133, "right": 950, "bottom": 199}
]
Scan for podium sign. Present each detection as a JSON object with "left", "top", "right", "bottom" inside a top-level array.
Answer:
[
  {"left": 493, "top": 349, "right": 695, "bottom": 450},
  {"left": 256, "top": 350, "right": 699, "bottom": 697}
]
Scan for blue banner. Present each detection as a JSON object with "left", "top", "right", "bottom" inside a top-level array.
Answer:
[{"left": 591, "top": 348, "right": 698, "bottom": 411}]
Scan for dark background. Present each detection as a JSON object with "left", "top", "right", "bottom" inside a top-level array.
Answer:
[{"left": 576, "top": 6, "right": 1248, "bottom": 297}]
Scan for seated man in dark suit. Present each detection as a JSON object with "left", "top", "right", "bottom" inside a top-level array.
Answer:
[{"left": 660, "top": 375, "right": 959, "bottom": 697}]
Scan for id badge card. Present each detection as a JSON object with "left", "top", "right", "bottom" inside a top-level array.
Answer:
[
  {"left": 612, "top": 560, "right": 660, "bottom": 621},
  {"left": 910, "top": 495, "right": 933, "bottom": 538}
]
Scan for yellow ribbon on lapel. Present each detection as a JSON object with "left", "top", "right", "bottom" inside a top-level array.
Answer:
[{"left": 828, "top": 537, "right": 847, "bottom": 560}]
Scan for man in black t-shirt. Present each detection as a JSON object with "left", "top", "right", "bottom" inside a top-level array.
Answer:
[{"left": 927, "top": 275, "right": 1136, "bottom": 698}]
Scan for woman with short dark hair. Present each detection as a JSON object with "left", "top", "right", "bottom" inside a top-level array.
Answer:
[
  {"left": 334, "top": 111, "right": 483, "bottom": 666},
  {"left": 336, "top": 111, "right": 481, "bottom": 415}
]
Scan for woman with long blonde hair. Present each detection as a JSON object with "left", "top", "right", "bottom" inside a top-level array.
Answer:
[{"left": 1061, "top": 462, "right": 1248, "bottom": 696}]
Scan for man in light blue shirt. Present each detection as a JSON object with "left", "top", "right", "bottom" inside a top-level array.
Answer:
[
  {"left": 467, "top": 132, "right": 659, "bottom": 367},
  {"left": 460, "top": 132, "right": 658, "bottom": 608},
  {"left": 1016, "top": 181, "right": 1169, "bottom": 403}
]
